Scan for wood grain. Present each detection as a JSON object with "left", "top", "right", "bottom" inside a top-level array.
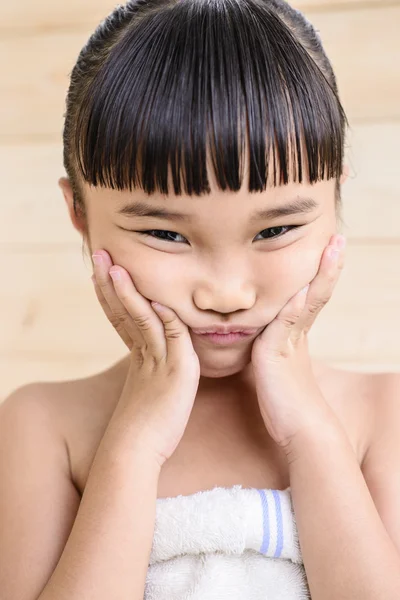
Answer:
[
  {"left": 1, "top": 243, "right": 399, "bottom": 398},
  {"left": 1, "top": 0, "right": 398, "bottom": 398},
  {"left": 1, "top": 1, "right": 397, "bottom": 31},
  {"left": 1, "top": 121, "right": 399, "bottom": 246},
  {"left": 0, "top": 6, "right": 399, "bottom": 138}
]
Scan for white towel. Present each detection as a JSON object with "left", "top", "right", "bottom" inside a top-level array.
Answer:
[{"left": 145, "top": 485, "right": 310, "bottom": 599}]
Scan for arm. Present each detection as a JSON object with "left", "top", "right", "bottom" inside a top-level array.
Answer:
[
  {"left": 0, "top": 385, "right": 161, "bottom": 600},
  {"left": 286, "top": 386, "right": 400, "bottom": 600}
]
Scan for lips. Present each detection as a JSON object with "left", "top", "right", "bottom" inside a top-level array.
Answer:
[
  {"left": 194, "top": 331, "right": 256, "bottom": 345},
  {"left": 191, "top": 326, "right": 260, "bottom": 335}
]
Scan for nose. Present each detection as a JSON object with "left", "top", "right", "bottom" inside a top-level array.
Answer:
[{"left": 193, "top": 272, "right": 256, "bottom": 314}]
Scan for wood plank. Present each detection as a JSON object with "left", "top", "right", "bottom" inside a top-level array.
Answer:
[
  {"left": 0, "top": 247, "right": 126, "bottom": 400},
  {"left": 0, "top": 357, "right": 122, "bottom": 403},
  {"left": 1, "top": 1, "right": 397, "bottom": 31},
  {"left": 308, "top": 6, "right": 400, "bottom": 122},
  {"left": 1, "top": 243, "right": 399, "bottom": 401},
  {"left": 3, "top": 357, "right": 399, "bottom": 403},
  {"left": 1, "top": 121, "right": 398, "bottom": 245},
  {"left": 294, "top": 0, "right": 399, "bottom": 9},
  {"left": 0, "top": 142, "right": 78, "bottom": 245},
  {"left": 0, "top": 1, "right": 119, "bottom": 31},
  {"left": 0, "top": 248, "right": 125, "bottom": 361},
  {"left": 0, "top": 1, "right": 394, "bottom": 31},
  {"left": 340, "top": 122, "right": 400, "bottom": 239},
  {"left": 0, "top": 30, "right": 89, "bottom": 139},
  {"left": 330, "top": 362, "right": 400, "bottom": 373},
  {"left": 0, "top": 6, "right": 399, "bottom": 138}
]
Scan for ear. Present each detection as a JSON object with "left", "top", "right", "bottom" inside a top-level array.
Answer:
[
  {"left": 340, "top": 163, "right": 350, "bottom": 185},
  {"left": 58, "top": 177, "right": 87, "bottom": 236}
]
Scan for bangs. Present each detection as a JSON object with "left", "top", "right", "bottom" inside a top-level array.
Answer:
[{"left": 73, "top": 0, "right": 348, "bottom": 196}]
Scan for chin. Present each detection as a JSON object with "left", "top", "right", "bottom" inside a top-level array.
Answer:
[
  {"left": 199, "top": 365, "right": 243, "bottom": 379},
  {"left": 197, "top": 347, "right": 252, "bottom": 379}
]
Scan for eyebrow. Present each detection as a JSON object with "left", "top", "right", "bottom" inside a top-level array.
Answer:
[{"left": 117, "top": 196, "right": 319, "bottom": 222}]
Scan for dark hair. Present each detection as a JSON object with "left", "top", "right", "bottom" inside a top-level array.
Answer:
[{"left": 62, "top": 0, "right": 349, "bottom": 218}]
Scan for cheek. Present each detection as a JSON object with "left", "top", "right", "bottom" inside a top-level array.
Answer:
[
  {"left": 106, "top": 240, "right": 324, "bottom": 305},
  {"left": 93, "top": 233, "right": 169, "bottom": 297},
  {"left": 267, "top": 247, "right": 321, "bottom": 296},
  {"left": 120, "top": 254, "right": 179, "bottom": 303}
]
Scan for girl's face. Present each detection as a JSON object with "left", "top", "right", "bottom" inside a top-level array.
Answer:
[{"left": 61, "top": 165, "right": 347, "bottom": 382}]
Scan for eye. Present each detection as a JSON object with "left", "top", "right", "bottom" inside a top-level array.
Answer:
[
  {"left": 138, "top": 230, "right": 189, "bottom": 243},
  {"left": 255, "top": 226, "right": 299, "bottom": 241},
  {"left": 135, "top": 226, "right": 300, "bottom": 244}
]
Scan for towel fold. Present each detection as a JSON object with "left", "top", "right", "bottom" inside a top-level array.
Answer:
[{"left": 144, "top": 485, "right": 310, "bottom": 599}]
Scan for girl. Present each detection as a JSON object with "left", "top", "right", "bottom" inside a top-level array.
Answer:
[{"left": 1, "top": 0, "right": 400, "bottom": 598}]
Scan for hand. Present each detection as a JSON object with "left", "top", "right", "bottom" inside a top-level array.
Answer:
[
  {"left": 251, "top": 234, "right": 346, "bottom": 453},
  {"left": 91, "top": 250, "right": 201, "bottom": 467}
]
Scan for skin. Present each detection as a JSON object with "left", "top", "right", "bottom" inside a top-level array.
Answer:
[{"left": 59, "top": 157, "right": 349, "bottom": 418}]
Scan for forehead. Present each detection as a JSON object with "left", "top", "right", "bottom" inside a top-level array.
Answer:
[{"left": 83, "top": 177, "right": 335, "bottom": 222}]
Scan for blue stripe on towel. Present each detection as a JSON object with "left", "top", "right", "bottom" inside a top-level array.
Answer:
[
  {"left": 256, "top": 489, "right": 270, "bottom": 554},
  {"left": 272, "top": 490, "right": 283, "bottom": 558}
]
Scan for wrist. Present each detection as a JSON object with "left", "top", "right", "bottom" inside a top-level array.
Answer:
[
  {"left": 101, "top": 419, "right": 164, "bottom": 473},
  {"left": 284, "top": 412, "right": 346, "bottom": 466}
]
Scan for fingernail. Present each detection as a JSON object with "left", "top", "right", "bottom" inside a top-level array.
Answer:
[
  {"left": 335, "top": 235, "right": 346, "bottom": 249},
  {"left": 152, "top": 301, "right": 167, "bottom": 312},
  {"left": 329, "top": 247, "right": 340, "bottom": 260},
  {"left": 109, "top": 269, "right": 121, "bottom": 281},
  {"left": 300, "top": 284, "right": 310, "bottom": 295},
  {"left": 92, "top": 254, "right": 103, "bottom": 265}
]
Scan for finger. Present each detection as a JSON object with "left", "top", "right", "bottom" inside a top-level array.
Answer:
[
  {"left": 93, "top": 251, "right": 194, "bottom": 365},
  {"left": 107, "top": 265, "right": 169, "bottom": 361},
  {"left": 262, "top": 284, "right": 310, "bottom": 356},
  {"left": 293, "top": 237, "right": 345, "bottom": 339},
  {"left": 151, "top": 302, "right": 197, "bottom": 366},
  {"left": 92, "top": 250, "right": 143, "bottom": 348},
  {"left": 91, "top": 275, "right": 133, "bottom": 350},
  {"left": 112, "top": 273, "right": 194, "bottom": 364}
]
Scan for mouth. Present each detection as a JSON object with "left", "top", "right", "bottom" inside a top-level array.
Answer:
[
  {"left": 192, "top": 330, "right": 259, "bottom": 346},
  {"left": 191, "top": 326, "right": 260, "bottom": 335}
]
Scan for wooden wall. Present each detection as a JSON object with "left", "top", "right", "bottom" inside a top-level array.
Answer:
[{"left": 1, "top": 0, "right": 399, "bottom": 400}]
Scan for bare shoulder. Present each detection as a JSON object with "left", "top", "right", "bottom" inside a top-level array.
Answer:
[
  {"left": 364, "top": 370, "right": 400, "bottom": 449},
  {"left": 2, "top": 357, "right": 128, "bottom": 494},
  {"left": 355, "top": 370, "right": 400, "bottom": 555},
  {"left": 0, "top": 383, "right": 82, "bottom": 598},
  {"left": 2, "top": 368, "right": 114, "bottom": 441},
  {"left": 315, "top": 361, "right": 390, "bottom": 465}
]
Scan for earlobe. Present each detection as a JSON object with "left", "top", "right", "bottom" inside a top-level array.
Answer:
[
  {"left": 58, "top": 177, "right": 87, "bottom": 236},
  {"left": 58, "top": 177, "right": 73, "bottom": 207},
  {"left": 340, "top": 164, "right": 350, "bottom": 185}
]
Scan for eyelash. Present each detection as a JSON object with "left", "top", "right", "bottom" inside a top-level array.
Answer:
[{"left": 133, "top": 225, "right": 302, "bottom": 244}]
